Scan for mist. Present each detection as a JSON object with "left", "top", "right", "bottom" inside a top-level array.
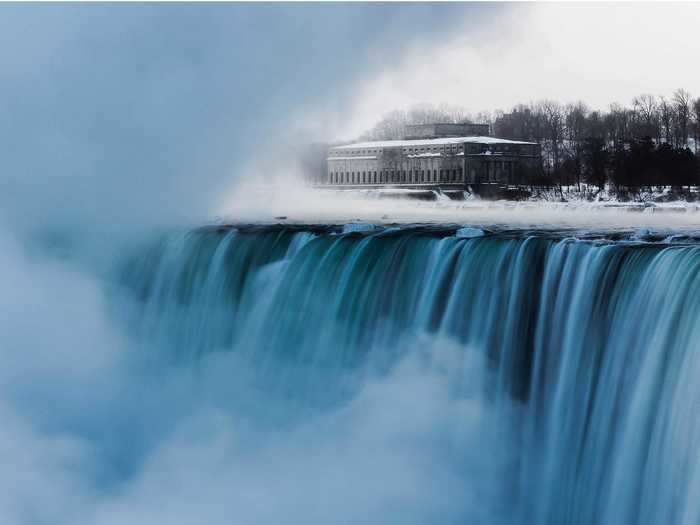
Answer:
[
  {"left": 6, "top": 4, "right": 699, "bottom": 523},
  {"left": 0, "top": 217, "right": 516, "bottom": 524},
  {"left": 0, "top": 3, "right": 483, "bottom": 238},
  {"left": 0, "top": 4, "right": 517, "bottom": 524},
  {"left": 223, "top": 182, "right": 700, "bottom": 235}
]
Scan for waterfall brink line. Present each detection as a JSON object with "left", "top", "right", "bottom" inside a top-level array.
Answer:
[{"left": 118, "top": 227, "right": 700, "bottom": 524}]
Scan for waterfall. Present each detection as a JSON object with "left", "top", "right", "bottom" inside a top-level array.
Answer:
[{"left": 116, "top": 225, "right": 700, "bottom": 524}]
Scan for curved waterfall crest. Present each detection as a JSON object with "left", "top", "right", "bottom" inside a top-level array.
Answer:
[{"left": 118, "top": 226, "right": 700, "bottom": 524}]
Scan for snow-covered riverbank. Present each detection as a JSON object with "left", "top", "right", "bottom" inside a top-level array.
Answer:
[{"left": 220, "top": 183, "right": 700, "bottom": 234}]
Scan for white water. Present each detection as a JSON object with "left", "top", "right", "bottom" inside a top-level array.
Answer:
[{"left": 3, "top": 219, "right": 700, "bottom": 524}]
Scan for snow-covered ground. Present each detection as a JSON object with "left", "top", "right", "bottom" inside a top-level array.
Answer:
[
  {"left": 527, "top": 184, "right": 700, "bottom": 204},
  {"left": 219, "top": 182, "right": 700, "bottom": 237}
]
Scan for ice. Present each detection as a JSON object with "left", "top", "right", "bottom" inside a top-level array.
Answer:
[
  {"left": 456, "top": 227, "right": 485, "bottom": 239},
  {"left": 632, "top": 228, "right": 651, "bottom": 240},
  {"left": 343, "top": 222, "right": 377, "bottom": 234}
]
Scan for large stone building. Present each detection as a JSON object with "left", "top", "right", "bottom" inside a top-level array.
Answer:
[{"left": 324, "top": 123, "right": 541, "bottom": 190}]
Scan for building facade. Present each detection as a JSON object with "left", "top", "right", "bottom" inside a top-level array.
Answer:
[{"left": 324, "top": 125, "right": 541, "bottom": 190}]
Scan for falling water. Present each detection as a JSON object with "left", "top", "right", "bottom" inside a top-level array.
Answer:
[{"left": 116, "top": 225, "right": 700, "bottom": 524}]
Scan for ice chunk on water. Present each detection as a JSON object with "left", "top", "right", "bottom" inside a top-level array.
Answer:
[
  {"left": 342, "top": 222, "right": 377, "bottom": 234},
  {"left": 456, "top": 226, "right": 485, "bottom": 239},
  {"left": 631, "top": 228, "right": 651, "bottom": 240}
]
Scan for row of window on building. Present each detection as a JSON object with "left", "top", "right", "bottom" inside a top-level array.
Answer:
[
  {"left": 331, "top": 149, "right": 381, "bottom": 156},
  {"left": 329, "top": 168, "right": 464, "bottom": 185},
  {"left": 330, "top": 145, "right": 464, "bottom": 157}
]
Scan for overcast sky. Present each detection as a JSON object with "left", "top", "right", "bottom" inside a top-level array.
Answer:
[{"left": 339, "top": 3, "right": 700, "bottom": 138}]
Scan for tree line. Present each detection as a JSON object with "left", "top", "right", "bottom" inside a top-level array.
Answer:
[{"left": 361, "top": 91, "right": 700, "bottom": 192}]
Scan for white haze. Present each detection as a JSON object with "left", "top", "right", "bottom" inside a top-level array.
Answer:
[
  {"left": 0, "top": 217, "right": 516, "bottom": 524},
  {"left": 0, "top": 4, "right": 517, "bottom": 525},
  {"left": 224, "top": 181, "right": 700, "bottom": 235}
]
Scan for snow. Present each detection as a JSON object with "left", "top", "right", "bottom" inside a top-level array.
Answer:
[
  {"left": 222, "top": 181, "right": 700, "bottom": 238},
  {"left": 332, "top": 136, "right": 537, "bottom": 150},
  {"left": 432, "top": 190, "right": 451, "bottom": 202},
  {"left": 407, "top": 153, "right": 442, "bottom": 158},
  {"left": 631, "top": 228, "right": 651, "bottom": 241}
]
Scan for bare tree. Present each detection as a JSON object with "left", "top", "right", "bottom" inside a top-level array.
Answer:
[
  {"left": 538, "top": 101, "right": 564, "bottom": 172},
  {"left": 658, "top": 96, "right": 674, "bottom": 145},
  {"left": 361, "top": 109, "right": 409, "bottom": 141},
  {"left": 604, "top": 103, "right": 631, "bottom": 146},
  {"left": 493, "top": 104, "right": 542, "bottom": 141},
  {"left": 632, "top": 94, "right": 659, "bottom": 141},
  {"left": 673, "top": 89, "right": 692, "bottom": 147},
  {"left": 586, "top": 110, "right": 606, "bottom": 140},
  {"left": 357, "top": 88, "right": 698, "bottom": 192},
  {"left": 564, "top": 101, "right": 589, "bottom": 189},
  {"left": 693, "top": 97, "right": 700, "bottom": 154}
]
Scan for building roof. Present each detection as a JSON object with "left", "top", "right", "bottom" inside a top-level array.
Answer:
[{"left": 331, "top": 136, "right": 537, "bottom": 150}]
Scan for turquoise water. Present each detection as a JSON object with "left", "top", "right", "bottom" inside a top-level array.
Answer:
[{"left": 116, "top": 226, "right": 700, "bottom": 524}]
